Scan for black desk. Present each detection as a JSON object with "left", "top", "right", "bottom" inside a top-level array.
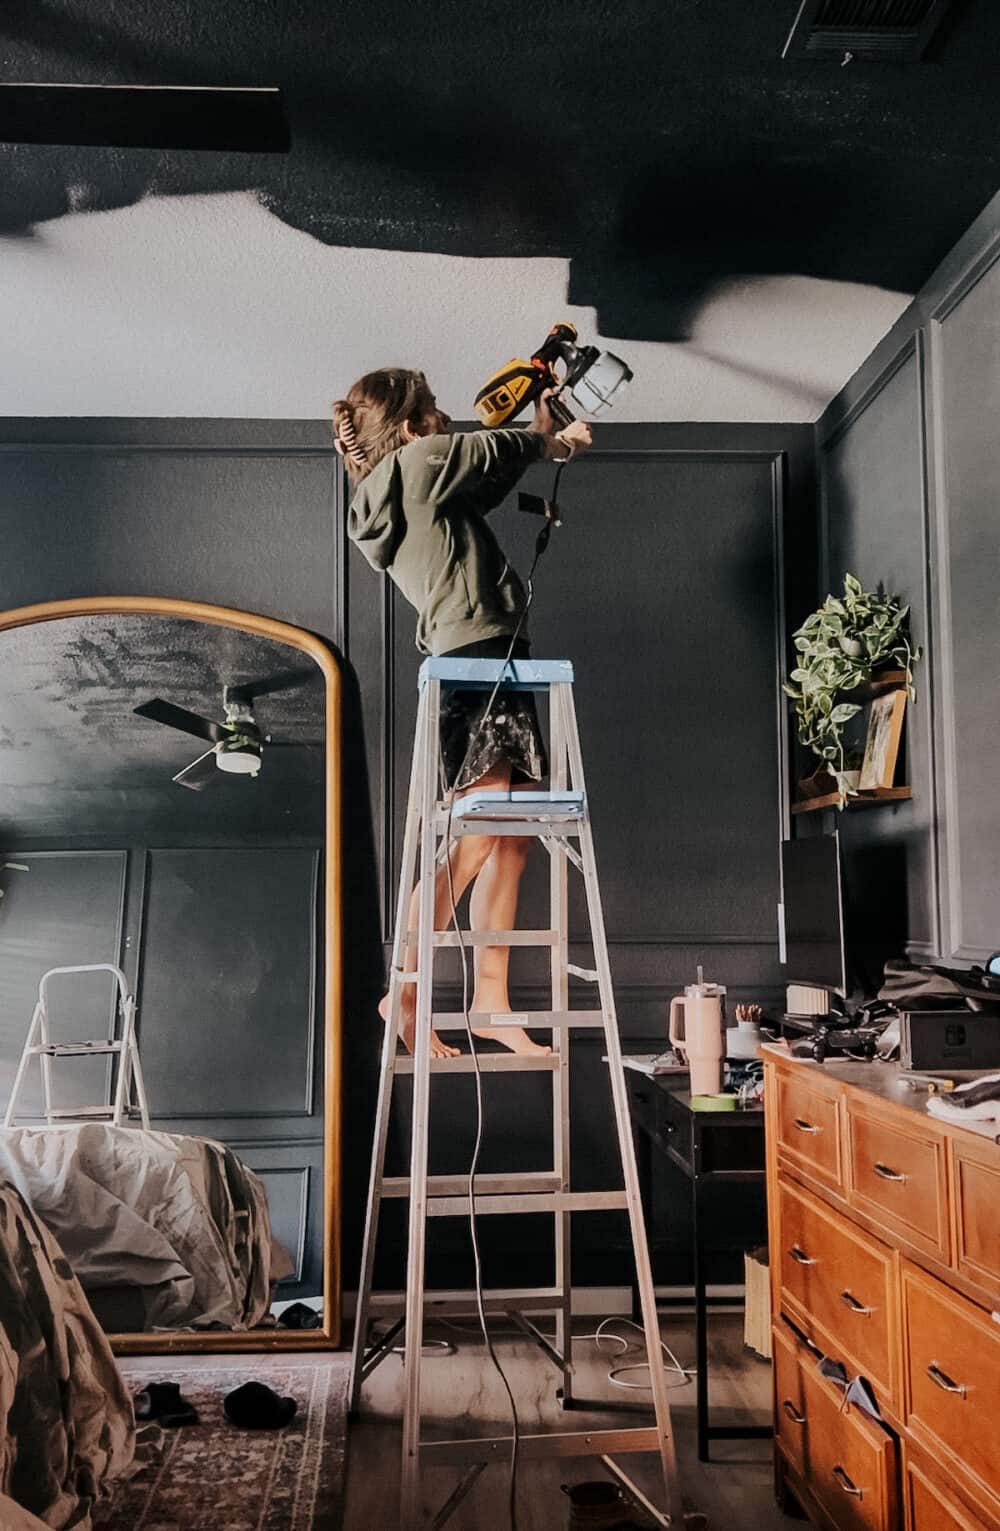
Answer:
[{"left": 625, "top": 1069, "right": 772, "bottom": 1461}]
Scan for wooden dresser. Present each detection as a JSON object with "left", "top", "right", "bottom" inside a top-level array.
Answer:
[{"left": 764, "top": 1047, "right": 1000, "bottom": 1531}]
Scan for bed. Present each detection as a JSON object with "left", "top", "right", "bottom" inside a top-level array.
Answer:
[{"left": 0, "top": 1124, "right": 290, "bottom": 1332}]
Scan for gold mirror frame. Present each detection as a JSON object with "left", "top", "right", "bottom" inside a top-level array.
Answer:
[{"left": 0, "top": 596, "right": 341, "bottom": 1353}]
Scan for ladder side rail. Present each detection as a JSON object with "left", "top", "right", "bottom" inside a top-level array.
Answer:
[
  {"left": 110, "top": 974, "right": 135, "bottom": 1128},
  {"left": 38, "top": 962, "right": 131, "bottom": 1003},
  {"left": 350, "top": 684, "right": 430, "bottom": 1410},
  {"left": 562, "top": 691, "right": 683, "bottom": 1524},
  {"left": 3, "top": 1001, "right": 44, "bottom": 1127},
  {"left": 400, "top": 675, "right": 443, "bottom": 1527},
  {"left": 549, "top": 681, "right": 574, "bottom": 1404},
  {"left": 128, "top": 1000, "right": 152, "bottom": 1131},
  {"left": 37, "top": 963, "right": 132, "bottom": 1125},
  {"left": 38, "top": 997, "right": 55, "bottom": 1126}
]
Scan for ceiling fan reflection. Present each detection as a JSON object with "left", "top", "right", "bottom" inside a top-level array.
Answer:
[{"left": 134, "top": 687, "right": 279, "bottom": 791}]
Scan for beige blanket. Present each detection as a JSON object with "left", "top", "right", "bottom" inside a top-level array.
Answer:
[
  {"left": 0, "top": 1126, "right": 277, "bottom": 1331},
  {"left": 0, "top": 1182, "right": 134, "bottom": 1529}
]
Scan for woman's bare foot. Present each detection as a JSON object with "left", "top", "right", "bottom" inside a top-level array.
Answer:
[
  {"left": 378, "top": 989, "right": 459, "bottom": 1059},
  {"left": 471, "top": 990, "right": 551, "bottom": 1056},
  {"left": 471, "top": 1022, "right": 552, "bottom": 1056}
]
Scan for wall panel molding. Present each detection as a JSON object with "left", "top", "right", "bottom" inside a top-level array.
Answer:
[
  {"left": 817, "top": 192, "right": 1000, "bottom": 968},
  {"left": 136, "top": 846, "right": 319, "bottom": 1120},
  {"left": 818, "top": 334, "right": 919, "bottom": 454},
  {"left": 253, "top": 1165, "right": 310, "bottom": 1284},
  {"left": 361, "top": 435, "right": 800, "bottom": 956}
]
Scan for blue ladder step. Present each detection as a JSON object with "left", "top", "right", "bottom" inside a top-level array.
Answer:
[
  {"left": 419, "top": 658, "right": 574, "bottom": 691},
  {"left": 447, "top": 789, "right": 586, "bottom": 824}
]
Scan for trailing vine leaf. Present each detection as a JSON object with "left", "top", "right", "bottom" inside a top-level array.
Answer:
[{"left": 784, "top": 573, "right": 921, "bottom": 800}]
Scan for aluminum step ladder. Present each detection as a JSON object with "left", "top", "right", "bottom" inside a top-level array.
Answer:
[
  {"left": 350, "top": 657, "right": 693, "bottom": 1530},
  {"left": 3, "top": 963, "right": 151, "bottom": 1129}
]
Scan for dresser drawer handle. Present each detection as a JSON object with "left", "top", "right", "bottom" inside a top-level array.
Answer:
[
  {"left": 792, "top": 1117, "right": 821, "bottom": 1134},
  {"left": 789, "top": 1244, "right": 817, "bottom": 1266},
  {"left": 928, "top": 1362, "right": 967, "bottom": 1398},
  {"left": 782, "top": 1399, "right": 805, "bottom": 1425},
  {"left": 833, "top": 1465, "right": 862, "bottom": 1498},
  {"left": 873, "top": 1161, "right": 907, "bottom": 1183},
  {"left": 840, "top": 1289, "right": 874, "bottom": 1316}
]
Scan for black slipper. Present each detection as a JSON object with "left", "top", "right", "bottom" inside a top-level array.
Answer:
[
  {"left": 134, "top": 1381, "right": 200, "bottom": 1427},
  {"left": 276, "top": 1301, "right": 322, "bottom": 1330},
  {"left": 223, "top": 1381, "right": 297, "bottom": 1430}
]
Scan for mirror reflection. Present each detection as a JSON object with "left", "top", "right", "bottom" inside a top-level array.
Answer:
[{"left": 0, "top": 611, "right": 326, "bottom": 1336}]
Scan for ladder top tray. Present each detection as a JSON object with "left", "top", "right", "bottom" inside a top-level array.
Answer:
[
  {"left": 419, "top": 657, "right": 574, "bottom": 690},
  {"left": 448, "top": 789, "right": 586, "bottom": 824}
]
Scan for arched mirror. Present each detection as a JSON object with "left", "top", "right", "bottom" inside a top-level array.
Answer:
[{"left": 0, "top": 598, "right": 340, "bottom": 1351}]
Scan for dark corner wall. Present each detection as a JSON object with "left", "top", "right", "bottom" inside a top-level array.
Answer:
[{"left": 814, "top": 189, "right": 1000, "bottom": 978}]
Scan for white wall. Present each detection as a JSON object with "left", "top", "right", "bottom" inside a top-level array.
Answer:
[{"left": 1, "top": 190, "right": 910, "bottom": 422}]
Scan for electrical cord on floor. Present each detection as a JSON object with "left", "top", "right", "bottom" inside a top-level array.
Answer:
[{"left": 436, "top": 1314, "right": 695, "bottom": 1393}]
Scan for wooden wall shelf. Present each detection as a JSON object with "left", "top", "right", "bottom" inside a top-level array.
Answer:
[{"left": 791, "top": 786, "right": 912, "bottom": 815}]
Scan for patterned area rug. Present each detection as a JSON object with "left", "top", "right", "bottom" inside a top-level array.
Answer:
[{"left": 94, "top": 1358, "right": 350, "bottom": 1531}]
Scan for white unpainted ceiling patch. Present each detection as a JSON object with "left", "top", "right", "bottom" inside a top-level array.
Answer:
[{"left": 0, "top": 190, "right": 910, "bottom": 422}]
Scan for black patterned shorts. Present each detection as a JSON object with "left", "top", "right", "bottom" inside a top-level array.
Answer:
[{"left": 438, "top": 636, "right": 549, "bottom": 791}]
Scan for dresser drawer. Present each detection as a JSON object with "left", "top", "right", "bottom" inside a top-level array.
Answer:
[
  {"left": 904, "top": 1444, "right": 999, "bottom": 1531},
  {"left": 800, "top": 1360, "right": 898, "bottom": 1531},
  {"left": 952, "top": 1136, "right": 1000, "bottom": 1304},
  {"left": 777, "top": 1177, "right": 897, "bottom": 1409},
  {"left": 773, "top": 1321, "right": 808, "bottom": 1479},
  {"left": 847, "top": 1101, "right": 950, "bottom": 1261},
  {"left": 776, "top": 1070, "right": 844, "bottom": 1188},
  {"left": 902, "top": 1261, "right": 1000, "bottom": 1513}
]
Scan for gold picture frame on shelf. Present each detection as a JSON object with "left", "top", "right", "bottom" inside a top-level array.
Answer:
[{"left": 859, "top": 688, "right": 907, "bottom": 792}]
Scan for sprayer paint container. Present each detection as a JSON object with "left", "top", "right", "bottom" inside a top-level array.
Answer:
[{"left": 669, "top": 968, "right": 726, "bottom": 1096}]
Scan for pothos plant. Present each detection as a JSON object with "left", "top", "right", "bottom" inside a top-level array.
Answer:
[{"left": 783, "top": 573, "right": 920, "bottom": 791}]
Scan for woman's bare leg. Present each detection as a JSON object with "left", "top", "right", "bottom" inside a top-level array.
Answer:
[
  {"left": 378, "top": 829, "right": 497, "bottom": 1058},
  {"left": 469, "top": 827, "right": 550, "bottom": 1055}
]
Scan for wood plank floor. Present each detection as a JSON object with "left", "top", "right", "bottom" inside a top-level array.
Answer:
[{"left": 345, "top": 1310, "right": 801, "bottom": 1529}]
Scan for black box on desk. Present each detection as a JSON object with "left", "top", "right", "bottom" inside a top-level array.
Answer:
[{"left": 899, "top": 1010, "right": 1000, "bottom": 1071}]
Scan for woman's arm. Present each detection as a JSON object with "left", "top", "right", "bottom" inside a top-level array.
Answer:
[{"left": 430, "top": 398, "right": 592, "bottom": 515}]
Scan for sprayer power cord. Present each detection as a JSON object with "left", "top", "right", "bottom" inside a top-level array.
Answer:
[
  {"left": 439, "top": 488, "right": 561, "bottom": 1531},
  {"left": 434, "top": 1313, "right": 695, "bottom": 1392},
  {"left": 434, "top": 447, "right": 569, "bottom": 1531}
]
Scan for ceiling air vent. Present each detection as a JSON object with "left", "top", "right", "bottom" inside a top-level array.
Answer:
[{"left": 782, "top": 0, "right": 953, "bottom": 62}]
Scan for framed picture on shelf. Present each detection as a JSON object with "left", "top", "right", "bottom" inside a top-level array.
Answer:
[{"left": 859, "top": 689, "right": 907, "bottom": 791}]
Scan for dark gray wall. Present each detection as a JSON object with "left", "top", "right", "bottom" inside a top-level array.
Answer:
[
  {"left": 0, "top": 415, "right": 814, "bottom": 1291},
  {"left": 816, "top": 188, "right": 1000, "bottom": 971},
  {"left": 350, "top": 422, "right": 815, "bottom": 1286}
]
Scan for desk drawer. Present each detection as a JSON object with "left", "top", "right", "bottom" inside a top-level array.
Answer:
[
  {"left": 776, "top": 1071, "right": 843, "bottom": 1189},
  {"left": 847, "top": 1101, "right": 950, "bottom": 1262},
  {"left": 903, "top": 1261, "right": 1000, "bottom": 1514},
  {"left": 777, "top": 1178, "right": 897, "bottom": 1409},
  {"left": 904, "top": 1444, "right": 998, "bottom": 1531},
  {"left": 800, "top": 1360, "right": 898, "bottom": 1531},
  {"left": 773, "top": 1321, "right": 807, "bottom": 1479},
  {"left": 952, "top": 1136, "right": 1000, "bottom": 1304}
]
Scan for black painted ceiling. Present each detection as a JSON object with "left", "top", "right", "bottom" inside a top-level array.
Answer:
[
  {"left": 2, "top": 2, "right": 998, "bottom": 340},
  {"left": 0, "top": 615, "right": 325, "bottom": 845}
]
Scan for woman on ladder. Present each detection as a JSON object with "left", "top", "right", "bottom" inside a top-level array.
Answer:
[{"left": 333, "top": 368, "right": 591, "bottom": 1058}]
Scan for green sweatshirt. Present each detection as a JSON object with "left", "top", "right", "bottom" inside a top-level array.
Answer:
[{"left": 347, "top": 428, "right": 549, "bottom": 656}]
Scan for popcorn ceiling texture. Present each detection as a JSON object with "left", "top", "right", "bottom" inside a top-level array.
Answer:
[{"left": 1, "top": 192, "right": 909, "bottom": 421}]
